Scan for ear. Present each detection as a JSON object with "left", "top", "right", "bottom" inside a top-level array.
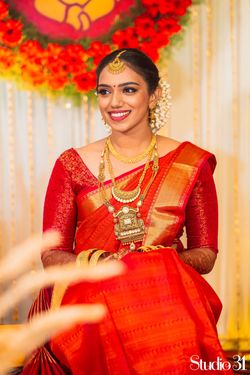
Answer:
[{"left": 149, "top": 86, "right": 162, "bottom": 110}]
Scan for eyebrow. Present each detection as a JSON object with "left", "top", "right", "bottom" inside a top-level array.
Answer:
[{"left": 97, "top": 82, "right": 140, "bottom": 88}]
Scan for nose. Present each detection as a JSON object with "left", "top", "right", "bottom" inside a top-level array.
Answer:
[{"left": 110, "top": 90, "right": 123, "bottom": 108}]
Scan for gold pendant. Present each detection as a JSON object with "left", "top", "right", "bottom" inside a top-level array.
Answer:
[
  {"left": 113, "top": 206, "right": 145, "bottom": 248},
  {"left": 112, "top": 186, "right": 141, "bottom": 203}
]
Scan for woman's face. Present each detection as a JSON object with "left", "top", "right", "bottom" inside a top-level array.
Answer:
[{"left": 97, "top": 64, "right": 159, "bottom": 134}]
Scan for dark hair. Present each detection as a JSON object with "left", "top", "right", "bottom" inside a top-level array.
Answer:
[{"left": 96, "top": 48, "right": 160, "bottom": 94}]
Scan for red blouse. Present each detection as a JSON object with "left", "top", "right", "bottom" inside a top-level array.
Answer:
[{"left": 43, "top": 147, "right": 218, "bottom": 254}]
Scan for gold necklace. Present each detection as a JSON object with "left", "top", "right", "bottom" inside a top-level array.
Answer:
[
  {"left": 98, "top": 141, "right": 159, "bottom": 251},
  {"left": 107, "top": 134, "right": 156, "bottom": 164},
  {"left": 106, "top": 144, "right": 154, "bottom": 203}
]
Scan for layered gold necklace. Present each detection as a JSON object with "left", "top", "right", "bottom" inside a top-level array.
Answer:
[{"left": 98, "top": 137, "right": 159, "bottom": 250}]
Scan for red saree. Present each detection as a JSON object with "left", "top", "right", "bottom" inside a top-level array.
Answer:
[{"left": 22, "top": 142, "right": 232, "bottom": 375}]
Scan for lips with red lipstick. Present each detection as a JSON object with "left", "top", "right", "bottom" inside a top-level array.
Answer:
[{"left": 108, "top": 110, "right": 131, "bottom": 122}]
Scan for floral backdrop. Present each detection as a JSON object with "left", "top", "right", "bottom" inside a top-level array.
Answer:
[{"left": 0, "top": 0, "right": 202, "bottom": 103}]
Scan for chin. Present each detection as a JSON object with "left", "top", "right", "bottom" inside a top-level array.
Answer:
[
  {"left": 110, "top": 120, "right": 147, "bottom": 134},
  {"left": 109, "top": 122, "right": 133, "bottom": 132}
]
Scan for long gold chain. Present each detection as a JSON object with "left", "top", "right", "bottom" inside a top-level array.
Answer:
[
  {"left": 107, "top": 134, "right": 156, "bottom": 164},
  {"left": 97, "top": 141, "right": 159, "bottom": 251}
]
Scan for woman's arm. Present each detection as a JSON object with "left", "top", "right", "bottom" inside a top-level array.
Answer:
[
  {"left": 180, "top": 159, "right": 218, "bottom": 274},
  {"left": 41, "top": 156, "right": 77, "bottom": 268},
  {"left": 41, "top": 250, "right": 76, "bottom": 268},
  {"left": 178, "top": 247, "right": 216, "bottom": 274}
]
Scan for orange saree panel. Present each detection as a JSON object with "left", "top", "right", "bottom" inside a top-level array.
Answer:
[{"left": 22, "top": 142, "right": 231, "bottom": 375}]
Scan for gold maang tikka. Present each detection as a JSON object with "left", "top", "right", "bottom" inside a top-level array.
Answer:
[{"left": 107, "top": 50, "right": 127, "bottom": 74}]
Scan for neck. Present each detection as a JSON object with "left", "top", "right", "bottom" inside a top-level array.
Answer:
[{"left": 109, "top": 127, "right": 154, "bottom": 157}]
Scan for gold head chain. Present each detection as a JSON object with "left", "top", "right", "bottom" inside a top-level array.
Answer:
[{"left": 107, "top": 50, "right": 127, "bottom": 74}]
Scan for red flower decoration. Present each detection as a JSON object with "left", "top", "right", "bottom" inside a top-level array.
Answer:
[
  {"left": 141, "top": 0, "right": 160, "bottom": 18},
  {"left": 46, "top": 56, "right": 69, "bottom": 77},
  {"left": 73, "top": 71, "right": 96, "bottom": 92},
  {"left": 47, "top": 43, "right": 63, "bottom": 56},
  {"left": 65, "top": 44, "right": 88, "bottom": 61},
  {"left": 0, "top": 46, "right": 15, "bottom": 69},
  {"left": 152, "top": 31, "right": 170, "bottom": 49},
  {"left": 0, "top": 19, "right": 23, "bottom": 47},
  {"left": 135, "top": 16, "right": 156, "bottom": 39},
  {"left": 157, "top": 18, "right": 181, "bottom": 34},
  {"left": 88, "top": 41, "right": 112, "bottom": 66},
  {"left": 19, "top": 40, "right": 44, "bottom": 59},
  {"left": 58, "top": 49, "right": 87, "bottom": 76},
  {"left": 0, "top": 0, "right": 8, "bottom": 20},
  {"left": 172, "top": 0, "right": 192, "bottom": 16},
  {"left": 45, "top": 44, "right": 65, "bottom": 76},
  {"left": 112, "top": 28, "right": 140, "bottom": 49},
  {"left": 47, "top": 75, "right": 68, "bottom": 90},
  {"left": 139, "top": 41, "right": 159, "bottom": 62},
  {"left": 21, "top": 63, "right": 46, "bottom": 86},
  {"left": 19, "top": 40, "right": 46, "bottom": 73}
]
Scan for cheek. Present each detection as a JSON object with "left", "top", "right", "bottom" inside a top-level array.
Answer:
[
  {"left": 137, "top": 96, "right": 150, "bottom": 112},
  {"left": 128, "top": 94, "right": 150, "bottom": 110},
  {"left": 98, "top": 98, "right": 109, "bottom": 112}
]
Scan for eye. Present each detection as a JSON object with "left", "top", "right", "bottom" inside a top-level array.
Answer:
[
  {"left": 96, "top": 88, "right": 110, "bottom": 96},
  {"left": 123, "top": 87, "right": 137, "bottom": 94}
]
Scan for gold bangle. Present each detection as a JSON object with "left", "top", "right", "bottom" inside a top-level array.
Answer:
[
  {"left": 76, "top": 249, "right": 98, "bottom": 266},
  {"left": 89, "top": 250, "right": 107, "bottom": 266},
  {"left": 137, "top": 245, "right": 165, "bottom": 252}
]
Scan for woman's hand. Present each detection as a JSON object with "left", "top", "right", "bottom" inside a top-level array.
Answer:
[
  {"left": 102, "top": 248, "right": 131, "bottom": 262},
  {"left": 178, "top": 247, "right": 217, "bottom": 274}
]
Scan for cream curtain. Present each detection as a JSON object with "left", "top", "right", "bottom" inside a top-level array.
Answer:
[
  {"left": 164, "top": 0, "right": 250, "bottom": 351},
  {"left": 0, "top": 0, "right": 249, "bottom": 350}
]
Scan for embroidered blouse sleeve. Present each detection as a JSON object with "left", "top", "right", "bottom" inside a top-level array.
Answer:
[
  {"left": 185, "top": 158, "right": 218, "bottom": 253},
  {"left": 43, "top": 157, "right": 77, "bottom": 253}
]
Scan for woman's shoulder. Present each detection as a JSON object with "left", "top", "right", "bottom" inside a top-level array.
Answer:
[
  {"left": 52, "top": 143, "right": 104, "bottom": 188},
  {"left": 75, "top": 138, "right": 106, "bottom": 160},
  {"left": 157, "top": 136, "right": 216, "bottom": 169},
  {"left": 157, "top": 136, "right": 214, "bottom": 155},
  {"left": 156, "top": 135, "right": 181, "bottom": 157},
  {"left": 57, "top": 139, "right": 104, "bottom": 166}
]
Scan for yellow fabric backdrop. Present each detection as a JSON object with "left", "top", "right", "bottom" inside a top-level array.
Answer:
[{"left": 0, "top": 0, "right": 249, "bottom": 351}]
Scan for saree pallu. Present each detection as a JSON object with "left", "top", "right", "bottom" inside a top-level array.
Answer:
[{"left": 22, "top": 142, "right": 232, "bottom": 375}]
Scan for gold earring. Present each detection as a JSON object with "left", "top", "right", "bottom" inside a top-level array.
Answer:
[
  {"left": 149, "top": 79, "right": 171, "bottom": 133},
  {"left": 149, "top": 108, "right": 156, "bottom": 132},
  {"left": 102, "top": 117, "right": 112, "bottom": 133}
]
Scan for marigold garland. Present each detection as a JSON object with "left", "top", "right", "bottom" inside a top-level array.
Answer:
[{"left": 0, "top": 0, "right": 203, "bottom": 104}]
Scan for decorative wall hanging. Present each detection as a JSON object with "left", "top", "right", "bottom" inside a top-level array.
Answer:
[{"left": 0, "top": 0, "right": 203, "bottom": 103}]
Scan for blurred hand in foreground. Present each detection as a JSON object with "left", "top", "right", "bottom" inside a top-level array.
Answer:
[{"left": 0, "top": 231, "right": 125, "bottom": 375}]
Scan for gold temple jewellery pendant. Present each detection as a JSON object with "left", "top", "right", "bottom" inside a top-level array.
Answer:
[
  {"left": 106, "top": 203, "right": 145, "bottom": 251},
  {"left": 114, "top": 206, "right": 145, "bottom": 251}
]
